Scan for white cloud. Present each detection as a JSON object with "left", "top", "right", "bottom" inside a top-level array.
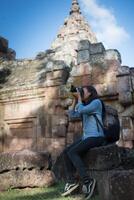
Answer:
[{"left": 80, "top": 0, "right": 130, "bottom": 48}]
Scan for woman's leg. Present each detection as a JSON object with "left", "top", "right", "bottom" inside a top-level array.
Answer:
[
  {"left": 67, "top": 137, "right": 105, "bottom": 198},
  {"left": 67, "top": 137, "right": 104, "bottom": 182},
  {"left": 63, "top": 137, "right": 82, "bottom": 183},
  {"left": 61, "top": 138, "right": 84, "bottom": 197}
]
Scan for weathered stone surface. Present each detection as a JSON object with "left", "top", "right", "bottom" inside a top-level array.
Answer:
[
  {"left": 117, "top": 73, "right": 133, "bottom": 105},
  {"left": 119, "top": 147, "right": 134, "bottom": 169},
  {"left": 78, "top": 40, "right": 90, "bottom": 50},
  {"left": 71, "top": 63, "right": 92, "bottom": 77},
  {"left": 45, "top": 69, "right": 70, "bottom": 86},
  {"left": 45, "top": 60, "right": 70, "bottom": 72},
  {"left": 105, "top": 49, "right": 122, "bottom": 63},
  {"left": 77, "top": 49, "right": 90, "bottom": 64},
  {"left": 0, "top": 149, "right": 51, "bottom": 173},
  {"left": 0, "top": 36, "right": 16, "bottom": 60},
  {"left": 0, "top": 169, "right": 55, "bottom": 191},
  {"left": 89, "top": 42, "right": 105, "bottom": 55},
  {"left": 97, "top": 170, "right": 134, "bottom": 200},
  {"left": 7, "top": 48, "right": 16, "bottom": 60},
  {"left": 0, "top": 66, "right": 11, "bottom": 84},
  {"left": 37, "top": 138, "right": 66, "bottom": 161},
  {"left": 130, "top": 68, "right": 134, "bottom": 89},
  {"left": 0, "top": 36, "right": 8, "bottom": 53},
  {"left": 0, "top": 0, "right": 133, "bottom": 172},
  {"left": 53, "top": 144, "right": 121, "bottom": 180},
  {"left": 84, "top": 144, "right": 121, "bottom": 170}
]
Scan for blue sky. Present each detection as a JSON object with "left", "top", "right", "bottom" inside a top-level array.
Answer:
[{"left": 0, "top": 0, "right": 134, "bottom": 67}]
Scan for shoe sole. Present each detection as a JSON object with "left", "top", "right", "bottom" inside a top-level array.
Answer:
[
  {"left": 61, "top": 184, "right": 79, "bottom": 197},
  {"left": 85, "top": 179, "right": 96, "bottom": 200}
]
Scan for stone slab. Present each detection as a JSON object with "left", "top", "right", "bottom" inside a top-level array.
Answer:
[
  {"left": 77, "top": 49, "right": 90, "bottom": 64},
  {"left": 84, "top": 144, "right": 121, "bottom": 170},
  {"left": 0, "top": 149, "right": 51, "bottom": 173},
  {"left": 90, "top": 42, "right": 105, "bottom": 55},
  {"left": 0, "top": 169, "right": 55, "bottom": 191},
  {"left": 0, "top": 37, "right": 8, "bottom": 53},
  {"left": 97, "top": 170, "right": 134, "bottom": 200}
]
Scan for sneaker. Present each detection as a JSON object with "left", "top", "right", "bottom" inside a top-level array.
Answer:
[
  {"left": 82, "top": 179, "right": 96, "bottom": 199},
  {"left": 61, "top": 182, "right": 79, "bottom": 197}
]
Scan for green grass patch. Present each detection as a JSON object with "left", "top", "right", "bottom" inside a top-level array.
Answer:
[{"left": 0, "top": 182, "right": 99, "bottom": 200}]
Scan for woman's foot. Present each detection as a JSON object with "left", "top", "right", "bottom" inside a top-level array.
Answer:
[
  {"left": 61, "top": 182, "right": 79, "bottom": 197},
  {"left": 82, "top": 178, "right": 96, "bottom": 199}
]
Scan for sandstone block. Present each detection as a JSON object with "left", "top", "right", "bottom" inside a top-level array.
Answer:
[
  {"left": 45, "top": 68, "right": 70, "bottom": 86},
  {"left": 90, "top": 42, "right": 105, "bottom": 55},
  {"left": 74, "top": 63, "right": 92, "bottom": 76},
  {"left": 0, "top": 149, "right": 51, "bottom": 173},
  {"left": 105, "top": 49, "right": 122, "bottom": 63},
  {"left": 37, "top": 138, "right": 65, "bottom": 160},
  {"left": 117, "top": 73, "right": 133, "bottom": 105},
  {"left": 53, "top": 144, "right": 122, "bottom": 181},
  {"left": 130, "top": 68, "right": 134, "bottom": 90},
  {"left": 0, "top": 140, "right": 3, "bottom": 153},
  {"left": 78, "top": 40, "right": 90, "bottom": 50},
  {"left": 95, "top": 83, "right": 117, "bottom": 97},
  {"left": 84, "top": 144, "right": 121, "bottom": 170},
  {"left": 52, "top": 124, "right": 67, "bottom": 137},
  {"left": 0, "top": 169, "right": 55, "bottom": 191},
  {"left": 98, "top": 170, "right": 134, "bottom": 200},
  {"left": 77, "top": 49, "right": 90, "bottom": 64},
  {"left": 0, "top": 36, "right": 8, "bottom": 53},
  {"left": 7, "top": 48, "right": 16, "bottom": 60},
  {"left": 120, "top": 117, "right": 134, "bottom": 141},
  {"left": 3, "top": 138, "right": 36, "bottom": 152}
]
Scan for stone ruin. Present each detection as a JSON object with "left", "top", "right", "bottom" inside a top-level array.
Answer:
[
  {"left": 0, "top": 36, "right": 16, "bottom": 61},
  {"left": 0, "top": 0, "right": 134, "bottom": 199}
]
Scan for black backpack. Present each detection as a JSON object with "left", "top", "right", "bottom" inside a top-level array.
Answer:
[{"left": 92, "top": 101, "right": 120, "bottom": 144}]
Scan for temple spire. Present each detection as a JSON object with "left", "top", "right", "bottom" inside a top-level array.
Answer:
[{"left": 70, "top": 0, "right": 81, "bottom": 15}]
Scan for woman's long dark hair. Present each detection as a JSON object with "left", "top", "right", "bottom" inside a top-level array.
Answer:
[
  {"left": 82, "top": 85, "right": 98, "bottom": 104},
  {"left": 82, "top": 85, "right": 106, "bottom": 119}
]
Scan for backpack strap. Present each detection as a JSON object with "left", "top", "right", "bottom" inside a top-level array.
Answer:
[{"left": 92, "top": 114, "right": 104, "bottom": 132}]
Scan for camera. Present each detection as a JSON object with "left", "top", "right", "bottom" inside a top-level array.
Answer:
[{"left": 70, "top": 85, "right": 84, "bottom": 98}]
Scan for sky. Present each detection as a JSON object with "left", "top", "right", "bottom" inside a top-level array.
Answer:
[{"left": 0, "top": 0, "right": 134, "bottom": 67}]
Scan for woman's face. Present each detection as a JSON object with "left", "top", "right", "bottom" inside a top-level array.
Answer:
[{"left": 82, "top": 87, "right": 91, "bottom": 101}]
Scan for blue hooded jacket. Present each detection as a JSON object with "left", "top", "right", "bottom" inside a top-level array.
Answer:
[{"left": 68, "top": 99, "right": 104, "bottom": 140}]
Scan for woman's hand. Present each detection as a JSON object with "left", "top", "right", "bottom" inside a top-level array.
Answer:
[
  {"left": 77, "top": 91, "right": 82, "bottom": 102},
  {"left": 70, "top": 94, "right": 78, "bottom": 110}
]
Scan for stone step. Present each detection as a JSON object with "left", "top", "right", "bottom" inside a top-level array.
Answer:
[
  {"left": 0, "top": 169, "right": 55, "bottom": 191},
  {"left": 0, "top": 149, "right": 52, "bottom": 173}
]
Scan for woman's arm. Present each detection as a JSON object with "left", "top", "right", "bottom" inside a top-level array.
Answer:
[
  {"left": 76, "top": 99, "right": 101, "bottom": 114},
  {"left": 68, "top": 98, "right": 82, "bottom": 120}
]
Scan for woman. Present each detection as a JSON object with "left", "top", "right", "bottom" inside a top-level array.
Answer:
[{"left": 62, "top": 85, "right": 105, "bottom": 199}]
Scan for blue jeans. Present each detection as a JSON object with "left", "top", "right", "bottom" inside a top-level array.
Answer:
[{"left": 63, "top": 136, "right": 105, "bottom": 183}]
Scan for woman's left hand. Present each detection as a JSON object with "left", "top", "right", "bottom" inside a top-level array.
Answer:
[{"left": 77, "top": 91, "right": 82, "bottom": 102}]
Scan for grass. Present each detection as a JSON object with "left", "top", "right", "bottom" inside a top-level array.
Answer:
[{"left": 0, "top": 182, "right": 99, "bottom": 200}]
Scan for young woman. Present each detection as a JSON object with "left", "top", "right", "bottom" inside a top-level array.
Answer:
[{"left": 62, "top": 85, "right": 105, "bottom": 199}]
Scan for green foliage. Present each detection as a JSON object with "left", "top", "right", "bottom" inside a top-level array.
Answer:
[{"left": 0, "top": 182, "right": 99, "bottom": 200}]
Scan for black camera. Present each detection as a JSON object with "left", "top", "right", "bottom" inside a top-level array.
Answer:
[{"left": 70, "top": 85, "right": 84, "bottom": 98}]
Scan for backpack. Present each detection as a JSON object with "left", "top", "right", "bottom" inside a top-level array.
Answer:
[{"left": 92, "top": 101, "right": 120, "bottom": 144}]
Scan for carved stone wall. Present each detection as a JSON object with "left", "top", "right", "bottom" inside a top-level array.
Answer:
[
  {"left": 0, "top": 39, "right": 134, "bottom": 160},
  {"left": 66, "top": 40, "right": 134, "bottom": 149},
  {"left": 0, "top": 0, "right": 134, "bottom": 158}
]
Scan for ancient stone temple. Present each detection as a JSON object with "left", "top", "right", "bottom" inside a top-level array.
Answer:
[
  {"left": 0, "top": 1, "right": 134, "bottom": 197},
  {"left": 0, "top": 0, "right": 133, "bottom": 155}
]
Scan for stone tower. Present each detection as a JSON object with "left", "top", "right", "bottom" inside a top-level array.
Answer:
[{"left": 51, "top": 0, "right": 97, "bottom": 64}]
